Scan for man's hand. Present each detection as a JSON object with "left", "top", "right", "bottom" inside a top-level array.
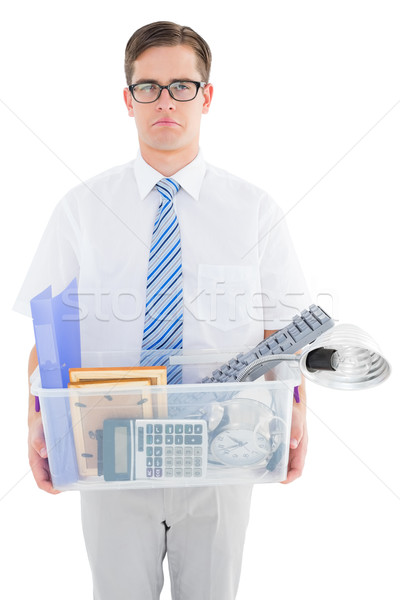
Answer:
[
  {"left": 281, "top": 402, "right": 308, "bottom": 484},
  {"left": 28, "top": 415, "right": 60, "bottom": 495}
]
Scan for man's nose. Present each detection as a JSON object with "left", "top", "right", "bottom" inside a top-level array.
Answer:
[{"left": 156, "top": 88, "right": 176, "bottom": 110}]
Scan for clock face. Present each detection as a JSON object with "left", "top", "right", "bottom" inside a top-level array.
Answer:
[{"left": 210, "top": 428, "right": 270, "bottom": 467}]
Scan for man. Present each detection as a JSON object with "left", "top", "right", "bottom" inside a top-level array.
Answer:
[{"left": 18, "top": 21, "right": 309, "bottom": 600}]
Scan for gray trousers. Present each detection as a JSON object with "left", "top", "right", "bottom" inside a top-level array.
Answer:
[{"left": 80, "top": 485, "right": 253, "bottom": 600}]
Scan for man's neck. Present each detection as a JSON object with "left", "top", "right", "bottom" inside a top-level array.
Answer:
[{"left": 139, "top": 143, "right": 199, "bottom": 176}]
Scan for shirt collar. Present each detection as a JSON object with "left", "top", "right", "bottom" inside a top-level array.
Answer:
[{"left": 133, "top": 148, "right": 206, "bottom": 201}]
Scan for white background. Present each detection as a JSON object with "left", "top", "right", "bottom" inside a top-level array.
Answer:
[{"left": 1, "top": 1, "right": 399, "bottom": 598}]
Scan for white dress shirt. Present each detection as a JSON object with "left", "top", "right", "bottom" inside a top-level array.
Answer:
[
  {"left": 13, "top": 149, "right": 310, "bottom": 365},
  {"left": 14, "top": 149, "right": 311, "bottom": 598}
]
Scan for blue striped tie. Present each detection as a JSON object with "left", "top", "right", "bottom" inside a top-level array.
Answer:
[{"left": 140, "top": 177, "right": 183, "bottom": 383}]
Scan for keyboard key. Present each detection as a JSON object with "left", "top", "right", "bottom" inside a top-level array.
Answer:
[
  {"left": 184, "top": 468, "right": 193, "bottom": 477},
  {"left": 280, "top": 340, "right": 292, "bottom": 351},
  {"left": 175, "top": 435, "right": 183, "bottom": 445},
  {"left": 194, "top": 424, "right": 203, "bottom": 434},
  {"left": 165, "top": 424, "right": 174, "bottom": 435},
  {"left": 154, "top": 435, "right": 163, "bottom": 445},
  {"left": 154, "top": 424, "right": 163, "bottom": 434},
  {"left": 165, "top": 435, "right": 174, "bottom": 445},
  {"left": 154, "top": 447, "right": 162, "bottom": 456},
  {"left": 175, "top": 424, "right": 183, "bottom": 434},
  {"left": 185, "top": 424, "right": 193, "bottom": 434}
]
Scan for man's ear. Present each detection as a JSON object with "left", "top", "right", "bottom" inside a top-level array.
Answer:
[
  {"left": 202, "top": 83, "right": 214, "bottom": 115},
  {"left": 123, "top": 87, "right": 135, "bottom": 117}
]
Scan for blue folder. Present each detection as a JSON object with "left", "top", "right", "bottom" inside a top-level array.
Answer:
[{"left": 30, "top": 278, "right": 81, "bottom": 487}]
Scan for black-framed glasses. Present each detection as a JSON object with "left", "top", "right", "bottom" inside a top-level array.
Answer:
[{"left": 128, "top": 80, "right": 206, "bottom": 103}]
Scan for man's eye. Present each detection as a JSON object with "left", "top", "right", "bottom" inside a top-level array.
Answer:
[{"left": 173, "top": 83, "right": 189, "bottom": 90}]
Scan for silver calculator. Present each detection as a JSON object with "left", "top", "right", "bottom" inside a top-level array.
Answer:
[{"left": 103, "top": 418, "right": 208, "bottom": 481}]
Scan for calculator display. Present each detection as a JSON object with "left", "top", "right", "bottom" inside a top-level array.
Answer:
[{"left": 114, "top": 426, "right": 128, "bottom": 474}]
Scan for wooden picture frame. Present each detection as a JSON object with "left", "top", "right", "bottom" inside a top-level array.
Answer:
[
  {"left": 69, "top": 365, "right": 168, "bottom": 418},
  {"left": 69, "top": 379, "right": 153, "bottom": 476}
]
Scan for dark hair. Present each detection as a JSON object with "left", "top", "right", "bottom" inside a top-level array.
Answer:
[{"left": 124, "top": 21, "right": 212, "bottom": 85}]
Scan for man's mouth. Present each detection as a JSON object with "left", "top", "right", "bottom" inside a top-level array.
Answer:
[{"left": 153, "top": 119, "right": 180, "bottom": 126}]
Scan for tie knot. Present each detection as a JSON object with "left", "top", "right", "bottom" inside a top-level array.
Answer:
[{"left": 155, "top": 178, "right": 180, "bottom": 200}]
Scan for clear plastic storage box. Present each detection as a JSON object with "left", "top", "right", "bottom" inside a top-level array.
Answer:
[{"left": 31, "top": 350, "right": 300, "bottom": 491}]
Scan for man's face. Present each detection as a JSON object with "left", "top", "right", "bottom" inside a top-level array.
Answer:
[{"left": 123, "top": 44, "right": 213, "bottom": 154}]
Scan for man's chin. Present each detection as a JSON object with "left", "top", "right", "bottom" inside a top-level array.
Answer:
[{"left": 148, "top": 140, "right": 184, "bottom": 152}]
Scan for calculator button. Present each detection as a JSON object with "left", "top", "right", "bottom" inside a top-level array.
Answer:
[
  {"left": 154, "top": 468, "right": 163, "bottom": 478},
  {"left": 194, "top": 424, "right": 203, "bottom": 434},
  {"left": 174, "top": 457, "right": 183, "bottom": 468},
  {"left": 174, "top": 468, "right": 183, "bottom": 477},
  {"left": 154, "top": 447, "right": 163, "bottom": 456},
  {"left": 185, "top": 435, "right": 202, "bottom": 445},
  {"left": 184, "top": 457, "right": 193, "bottom": 467},
  {"left": 175, "top": 424, "right": 183, "bottom": 434},
  {"left": 194, "top": 447, "right": 202, "bottom": 456},
  {"left": 165, "top": 424, "right": 174, "bottom": 434},
  {"left": 146, "top": 468, "right": 153, "bottom": 477},
  {"left": 146, "top": 435, "right": 153, "bottom": 445},
  {"left": 184, "top": 468, "right": 192, "bottom": 477},
  {"left": 184, "top": 447, "right": 193, "bottom": 456},
  {"left": 165, "top": 447, "right": 174, "bottom": 456},
  {"left": 146, "top": 424, "right": 153, "bottom": 434},
  {"left": 165, "top": 457, "right": 174, "bottom": 467},
  {"left": 165, "top": 469, "right": 174, "bottom": 477},
  {"left": 154, "top": 424, "right": 163, "bottom": 434},
  {"left": 165, "top": 435, "right": 174, "bottom": 445},
  {"left": 184, "top": 424, "right": 193, "bottom": 434},
  {"left": 154, "top": 435, "right": 163, "bottom": 445},
  {"left": 146, "top": 447, "right": 153, "bottom": 456},
  {"left": 146, "top": 458, "right": 153, "bottom": 467},
  {"left": 154, "top": 458, "right": 163, "bottom": 468},
  {"left": 138, "top": 427, "right": 144, "bottom": 452},
  {"left": 194, "top": 457, "right": 202, "bottom": 467},
  {"left": 194, "top": 469, "right": 202, "bottom": 477},
  {"left": 175, "top": 447, "right": 183, "bottom": 456},
  {"left": 175, "top": 435, "right": 183, "bottom": 445}
]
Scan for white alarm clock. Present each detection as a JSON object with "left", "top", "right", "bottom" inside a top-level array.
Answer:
[{"left": 207, "top": 397, "right": 283, "bottom": 468}]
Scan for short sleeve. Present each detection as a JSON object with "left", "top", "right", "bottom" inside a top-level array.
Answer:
[
  {"left": 258, "top": 195, "right": 312, "bottom": 329},
  {"left": 13, "top": 193, "right": 81, "bottom": 317}
]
